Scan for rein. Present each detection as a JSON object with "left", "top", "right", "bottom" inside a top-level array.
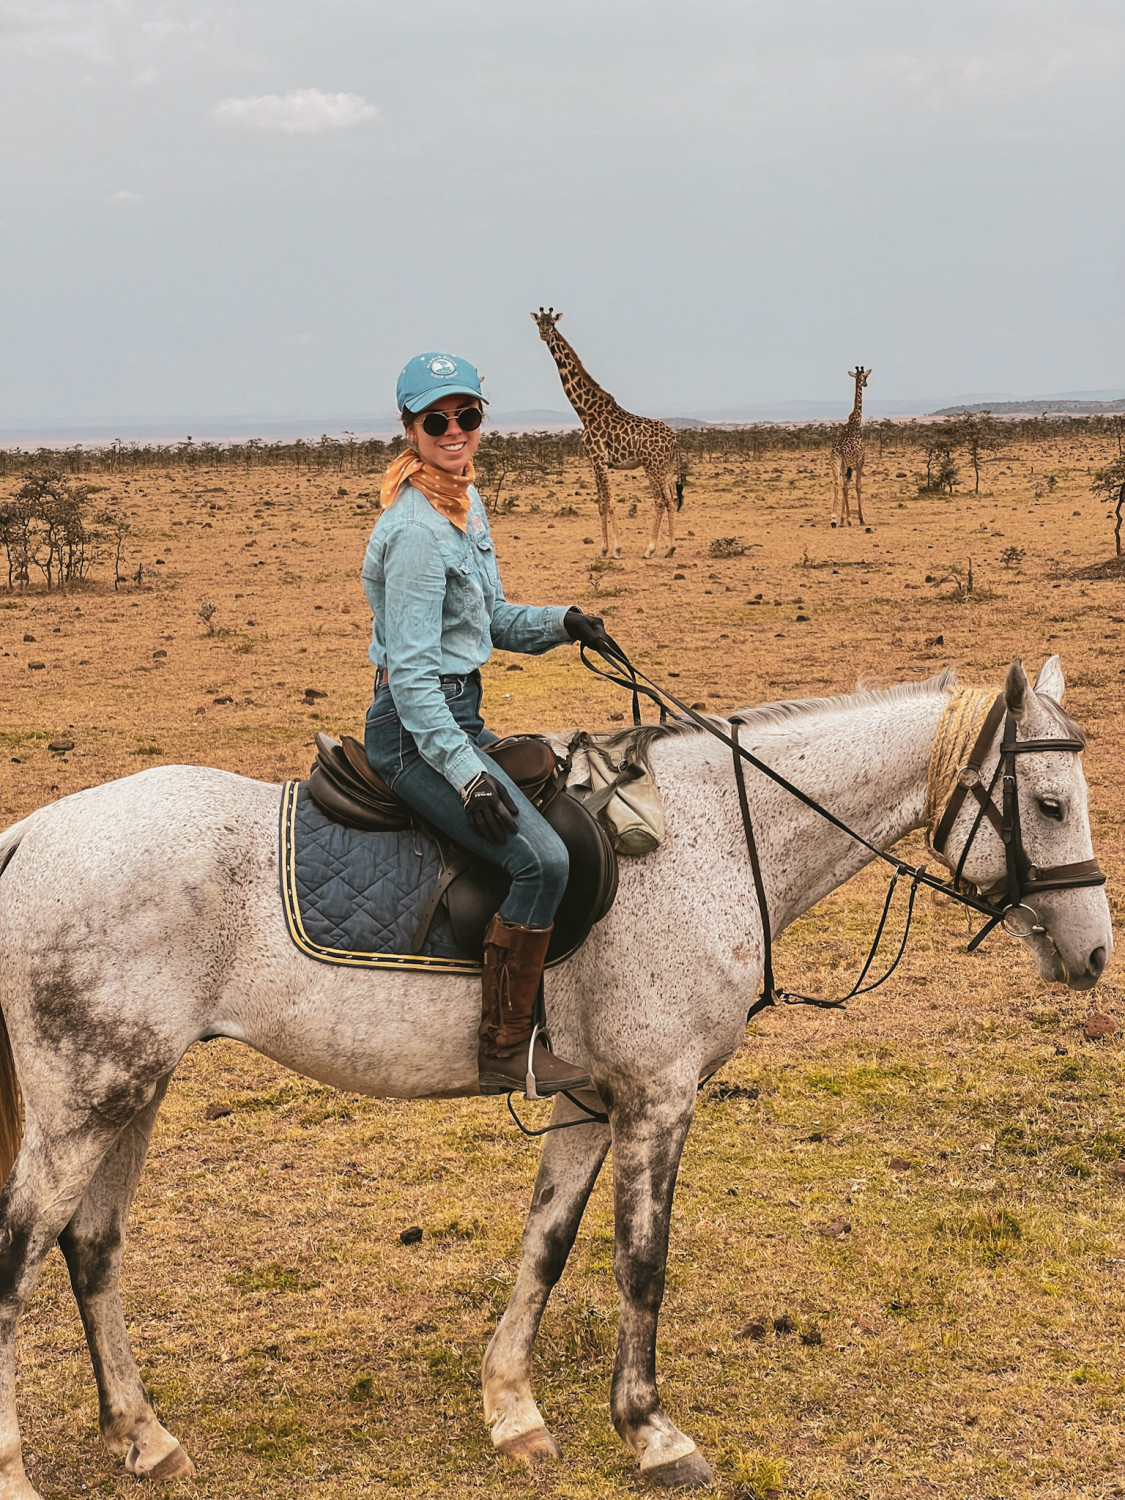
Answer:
[{"left": 580, "top": 640, "right": 1105, "bottom": 1017}]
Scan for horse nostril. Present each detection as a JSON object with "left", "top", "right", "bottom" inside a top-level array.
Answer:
[{"left": 1090, "top": 945, "right": 1108, "bottom": 978}]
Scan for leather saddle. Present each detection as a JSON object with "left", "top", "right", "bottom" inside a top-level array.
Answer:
[{"left": 306, "top": 732, "right": 617, "bottom": 964}]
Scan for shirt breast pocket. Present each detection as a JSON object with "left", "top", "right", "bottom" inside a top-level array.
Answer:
[{"left": 454, "top": 555, "right": 486, "bottom": 625}]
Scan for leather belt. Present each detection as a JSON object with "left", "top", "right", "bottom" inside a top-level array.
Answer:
[{"left": 373, "top": 668, "right": 481, "bottom": 691}]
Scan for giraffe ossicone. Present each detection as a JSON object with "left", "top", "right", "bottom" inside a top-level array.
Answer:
[{"left": 531, "top": 308, "right": 684, "bottom": 560}]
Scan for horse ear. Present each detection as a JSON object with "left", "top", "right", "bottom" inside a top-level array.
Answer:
[
  {"left": 1004, "top": 658, "right": 1032, "bottom": 721},
  {"left": 1035, "top": 654, "right": 1066, "bottom": 703}
]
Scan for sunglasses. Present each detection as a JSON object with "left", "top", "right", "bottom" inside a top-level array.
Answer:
[{"left": 420, "top": 405, "right": 483, "bottom": 437}]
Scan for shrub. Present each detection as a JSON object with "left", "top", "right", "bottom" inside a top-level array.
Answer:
[{"left": 709, "top": 536, "right": 746, "bottom": 558}]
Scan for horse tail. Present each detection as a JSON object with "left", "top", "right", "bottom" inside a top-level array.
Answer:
[
  {"left": 0, "top": 816, "right": 35, "bottom": 1184},
  {"left": 675, "top": 477, "right": 685, "bottom": 512}
]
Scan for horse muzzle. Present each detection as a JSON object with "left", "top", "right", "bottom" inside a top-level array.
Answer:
[{"left": 1026, "top": 889, "right": 1114, "bottom": 991}]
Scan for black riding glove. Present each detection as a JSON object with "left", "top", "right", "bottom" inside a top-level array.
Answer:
[
  {"left": 563, "top": 606, "right": 621, "bottom": 659},
  {"left": 460, "top": 770, "right": 519, "bottom": 845}
]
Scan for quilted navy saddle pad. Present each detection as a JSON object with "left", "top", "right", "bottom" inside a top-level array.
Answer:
[{"left": 278, "top": 780, "right": 478, "bottom": 973}]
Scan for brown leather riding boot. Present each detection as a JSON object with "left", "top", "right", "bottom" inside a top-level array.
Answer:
[{"left": 477, "top": 914, "right": 590, "bottom": 1098}]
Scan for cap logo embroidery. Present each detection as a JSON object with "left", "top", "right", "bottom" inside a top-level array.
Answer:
[{"left": 427, "top": 356, "right": 457, "bottom": 378}]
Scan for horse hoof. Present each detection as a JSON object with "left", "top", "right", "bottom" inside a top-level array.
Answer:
[
  {"left": 643, "top": 1448, "right": 715, "bottom": 1489},
  {"left": 496, "top": 1426, "right": 562, "bottom": 1463},
  {"left": 125, "top": 1443, "right": 196, "bottom": 1481}
]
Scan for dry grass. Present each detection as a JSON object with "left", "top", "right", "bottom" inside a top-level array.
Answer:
[{"left": 3, "top": 434, "right": 1125, "bottom": 1499}]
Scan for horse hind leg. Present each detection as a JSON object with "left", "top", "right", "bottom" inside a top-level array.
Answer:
[
  {"left": 0, "top": 1084, "right": 166, "bottom": 1500},
  {"left": 483, "top": 1095, "right": 610, "bottom": 1463},
  {"left": 57, "top": 1074, "right": 194, "bottom": 1483}
]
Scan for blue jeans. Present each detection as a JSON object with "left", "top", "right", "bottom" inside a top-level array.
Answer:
[{"left": 364, "top": 672, "right": 569, "bottom": 930}]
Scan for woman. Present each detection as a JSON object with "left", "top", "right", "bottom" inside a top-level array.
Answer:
[{"left": 362, "top": 351, "right": 611, "bottom": 1099}]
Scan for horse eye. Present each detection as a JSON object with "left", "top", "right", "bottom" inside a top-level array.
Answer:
[{"left": 1037, "top": 797, "right": 1064, "bottom": 821}]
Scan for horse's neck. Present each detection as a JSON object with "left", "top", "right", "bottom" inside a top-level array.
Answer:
[{"left": 658, "top": 690, "right": 945, "bottom": 933}]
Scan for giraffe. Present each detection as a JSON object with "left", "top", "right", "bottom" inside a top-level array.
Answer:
[
  {"left": 531, "top": 308, "right": 684, "bottom": 559},
  {"left": 831, "top": 365, "right": 871, "bottom": 527}
]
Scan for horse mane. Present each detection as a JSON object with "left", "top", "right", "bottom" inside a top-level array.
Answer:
[
  {"left": 602, "top": 668, "right": 1088, "bottom": 768},
  {"left": 604, "top": 668, "right": 960, "bottom": 769}
]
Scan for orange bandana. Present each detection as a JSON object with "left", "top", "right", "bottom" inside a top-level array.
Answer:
[{"left": 378, "top": 450, "right": 475, "bottom": 532}]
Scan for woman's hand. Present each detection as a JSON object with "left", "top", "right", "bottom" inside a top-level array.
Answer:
[
  {"left": 564, "top": 607, "right": 625, "bottom": 662},
  {"left": 460, "top": 770, "right": 519, "bottom": 845}
]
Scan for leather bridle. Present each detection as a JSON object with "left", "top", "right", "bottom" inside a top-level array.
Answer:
[{"left": 929, "top": 690, "right": 1106, "bottom": 952}]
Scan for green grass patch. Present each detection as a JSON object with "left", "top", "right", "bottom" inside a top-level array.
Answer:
[{"left": 227, "top": 1263, "right": 322, "bottom": 1294}]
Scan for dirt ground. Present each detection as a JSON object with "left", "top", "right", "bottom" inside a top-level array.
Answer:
[{"left": 1, "top": 431, "right": 1124, "bottom": 1499}]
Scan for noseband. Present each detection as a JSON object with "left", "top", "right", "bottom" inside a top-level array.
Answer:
[{"left": 929, "top": 691, "right": 1106, "bottom": 951}]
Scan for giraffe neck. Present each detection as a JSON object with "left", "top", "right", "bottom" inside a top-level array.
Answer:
[
  {"left": 543, "top": 327, "right": 613, "bottom": 422},
  {"left": 850, "top": 382, "right": 864, "bottom": 425}
]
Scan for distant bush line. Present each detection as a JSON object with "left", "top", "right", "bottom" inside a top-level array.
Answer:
[{"left": 0, "top": 412, "right": 1120, "bottom": 480}]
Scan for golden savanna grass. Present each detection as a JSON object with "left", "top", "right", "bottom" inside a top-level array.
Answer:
[{"left": 2, "top": 431, "right": 1124, "bottom": 1499}]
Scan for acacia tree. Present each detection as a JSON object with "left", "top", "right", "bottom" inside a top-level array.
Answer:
[
  {"left": 957, "top": 410, "right": 1000, "bottom": 493},
  {"left": 0, "top": 471, "right": 125, "bottom": 592},
  {"left": 1092, "top": 456, "right": 1125, "bottom": 558}
]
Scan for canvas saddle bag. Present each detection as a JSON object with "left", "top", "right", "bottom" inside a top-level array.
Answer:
[{"left": 556, "top": 730, "right": 666, "bottom": 856}]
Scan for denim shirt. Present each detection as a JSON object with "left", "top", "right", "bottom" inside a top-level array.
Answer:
[{"left": 361, "top": 483, "right": 570, "bottom": 790}]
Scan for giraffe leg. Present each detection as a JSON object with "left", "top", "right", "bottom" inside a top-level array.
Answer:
[
  {"left": 830, "top": 456, "right": 842, "bottom": 527},
  {"left": 590, "top": 459, "right": 618, "bottom": 559},
  {"left": 662, "top": 490, "right": 676, "bottom": 559},
  {"left": 854, "top": 466, "right": 866, "bottom": 525},
  {"left": 643, "top": 468, "right": 670, "bottom": 559}
]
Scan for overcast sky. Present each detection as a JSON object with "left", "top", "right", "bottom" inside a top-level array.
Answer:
[{"left": 1, "top": 0, "right": 1122, "bottom": 425}]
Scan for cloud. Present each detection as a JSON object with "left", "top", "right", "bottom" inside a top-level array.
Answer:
[
  {"left": 212, "top": 88, "right": 379, "bottom": 135},
  {"left": 109, "top": 189, "right": 144, "bottom": 203}
]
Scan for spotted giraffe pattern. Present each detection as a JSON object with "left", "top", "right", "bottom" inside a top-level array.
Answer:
[
  {"left": 831, "top": 365, "right": 871, "bottom": 527},
  {"left": 532, "top": 309, "right": 684, "bottom": 558}
]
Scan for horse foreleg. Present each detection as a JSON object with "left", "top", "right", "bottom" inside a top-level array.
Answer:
[
  {"left": 483, "top": 1095, "right": 610, "bottom": 1463},
  {"left": 609, "top": 1088, "right": 713, "bottom": 1489},
  {"left": 57, "top": 1075, "right": 194, "bottom": 1483}
]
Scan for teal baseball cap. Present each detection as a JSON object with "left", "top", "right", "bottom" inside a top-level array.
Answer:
[{"left": 396, "top": 352, "right": 487, "bottom": 415}]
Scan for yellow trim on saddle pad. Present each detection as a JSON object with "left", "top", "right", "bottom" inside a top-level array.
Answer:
[{"left": 278, "top": 780, "right": 482, "bottom": 974}]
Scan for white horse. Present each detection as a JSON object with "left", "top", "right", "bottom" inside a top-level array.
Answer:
[{"left": 0, "top": 657, "right": 1110, "bottom": 1496}]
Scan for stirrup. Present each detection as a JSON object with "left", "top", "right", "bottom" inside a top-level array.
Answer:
[{"left": 525, "top": 1022, "right": 545, "bottom": 1102}]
